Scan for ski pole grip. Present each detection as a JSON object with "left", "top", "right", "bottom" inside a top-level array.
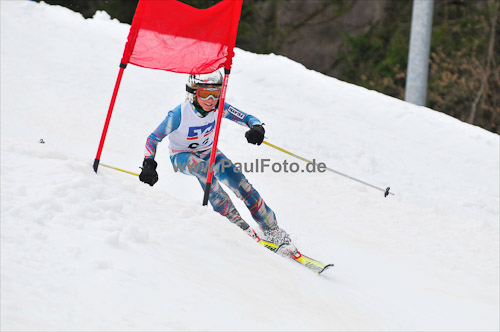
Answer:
[{"left": 202, "top": 182, "right": 211, "bottom": 206}]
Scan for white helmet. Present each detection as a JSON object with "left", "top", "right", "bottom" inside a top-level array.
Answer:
[
  {"left": 186, "top": 70, "right": 223, "bottom": 103},
  {"left": 188, "top": 71, "right": 223, "bottom": 86}
]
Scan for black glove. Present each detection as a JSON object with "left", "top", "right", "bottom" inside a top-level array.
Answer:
[
  {"left": 245, "top": 124, "right": 265, "bottom": 145},
  {"left": 139, "top": 158, "right": 158, "bottom": 186}
]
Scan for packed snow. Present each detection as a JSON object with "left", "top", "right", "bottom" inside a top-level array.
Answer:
[{"left": 1, "top": 1, "right": 499, "bottom": 331}]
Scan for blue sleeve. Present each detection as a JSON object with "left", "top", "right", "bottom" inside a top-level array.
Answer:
[
  {"left": 222, "top": 103, "right": 262, "bottom": 128},
  {"left": 144, "top": 105, "right": 181, "bottom": 159}
]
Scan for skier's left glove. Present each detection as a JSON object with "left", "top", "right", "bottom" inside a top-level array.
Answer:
[
  {"left": 245, "top": 124, "right": 265, "bottom": 145},
  {"left": 139, "top": 158, "right": 158, "bottom": 186}
]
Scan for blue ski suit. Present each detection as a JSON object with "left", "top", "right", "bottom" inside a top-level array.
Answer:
[{"left": 144, "top": 100, "right": 278, "bottom": 231}]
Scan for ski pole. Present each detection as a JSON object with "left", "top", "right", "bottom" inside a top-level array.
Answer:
[
  {"left": 262, "top": 140, "right": 394, "bottom": 197},
  {"left": 99, "top": 163, "right": 140, "bottom": 177}
]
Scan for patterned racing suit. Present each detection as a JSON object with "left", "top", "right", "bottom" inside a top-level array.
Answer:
[{"left": 144, "top": 100, "right": 278, "bottom": 232}]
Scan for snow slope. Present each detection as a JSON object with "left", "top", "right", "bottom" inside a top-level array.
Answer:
[{"left": 1, "top": 1, "right": 499, "bottom": 331}]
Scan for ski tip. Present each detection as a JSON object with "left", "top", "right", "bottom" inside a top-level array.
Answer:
[{"left": 318, "top": 264, "right": 334, "bottom": 275}]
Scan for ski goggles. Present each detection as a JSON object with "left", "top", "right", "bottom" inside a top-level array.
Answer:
[{"left": 196, "top": 87, "right": 221, "bottom": 101}]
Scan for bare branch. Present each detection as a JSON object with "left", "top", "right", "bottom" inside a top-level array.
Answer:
[{"left": 468, "top": 0, "right": 498, "bottom": 124}]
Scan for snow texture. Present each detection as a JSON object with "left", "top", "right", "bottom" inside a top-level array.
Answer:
[{"left": 1, "top": 1, "right": 499, "bottom": 331}]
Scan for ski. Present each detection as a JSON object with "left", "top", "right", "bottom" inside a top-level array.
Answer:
[
  {"left": 289, "top": 251, "right": 334, "bottom": 274},
  {"left": 257, "top": 239, "right": 334, "bottom": 275},
  {"left": 258, "top": 239, "right": 280, "bottom": 251}
]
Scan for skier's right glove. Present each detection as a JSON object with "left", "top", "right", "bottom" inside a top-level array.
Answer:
[{"left": 139, "top": 158, "right": 158, "bottom": 186}]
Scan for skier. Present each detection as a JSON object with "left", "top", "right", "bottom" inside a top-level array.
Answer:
[{"left": 139, "top": 70, "right": 297, "bottom": 255}]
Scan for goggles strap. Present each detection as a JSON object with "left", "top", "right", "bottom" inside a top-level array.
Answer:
[{"left": 186, "top": 85, "right": 197, "bottom": 94}]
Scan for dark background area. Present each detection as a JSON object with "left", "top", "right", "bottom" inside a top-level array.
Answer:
[{"left": 37, "top": 0, "right": 500, "bottom": 134}]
